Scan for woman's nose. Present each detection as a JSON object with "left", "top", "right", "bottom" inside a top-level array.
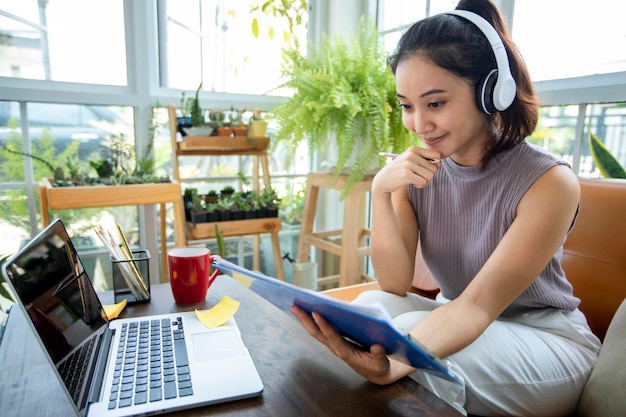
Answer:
[{"left": 407, "top": 110, "right": 433, "bottom": 135}]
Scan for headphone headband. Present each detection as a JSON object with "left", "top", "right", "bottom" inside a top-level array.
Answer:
[{"left": 446, "top": 10, "right": 516, "bottom": 113}]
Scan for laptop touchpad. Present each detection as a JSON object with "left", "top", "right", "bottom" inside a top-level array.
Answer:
[{"left": 191, "top": 329, "right": 245, "bottom": 362}]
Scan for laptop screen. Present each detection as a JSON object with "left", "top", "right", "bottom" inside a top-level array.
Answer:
[{"left": 3, "top": 219, "right": 107, "bottom": 363}]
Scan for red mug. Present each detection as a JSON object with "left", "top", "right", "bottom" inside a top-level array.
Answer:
[{"left": 167, "top": 247, "right": 220, "bottom": 305}]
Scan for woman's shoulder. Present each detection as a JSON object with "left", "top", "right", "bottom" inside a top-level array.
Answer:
[{"left": 517, "top": 141, "right": 568, "bottom": 166}]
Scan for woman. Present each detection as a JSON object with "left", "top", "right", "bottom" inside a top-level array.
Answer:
[{"left": 290, "top": 0, "right": 601, "bottom": 415}]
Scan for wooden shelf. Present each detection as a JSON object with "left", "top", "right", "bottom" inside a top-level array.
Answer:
[
  {"left": 187, "top": 217, "right": 282, "bottom": 240},
  {"left": 176, "top": 136, "right": 270, "bottom": 156},
  {"left": 38, "top": 178, "right": 186, "bottom": 280},
  {"left": 39, "top": 178, "right": 183, "bottom": 210},
  {"left": 168, "top": 104, "right": 285, "bottom": 280}
]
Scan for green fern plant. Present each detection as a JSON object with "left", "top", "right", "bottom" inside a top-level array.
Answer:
[
  {"left": 271, "top": 18, "right": 416, "bottom": 197},
  {"left": 589, "top": 133, "right": 626, "bottom": 178}
]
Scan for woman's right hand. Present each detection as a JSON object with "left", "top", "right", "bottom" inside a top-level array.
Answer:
[
  {"left": 373, "top": 147, "right": 442, "bottom": 195},
  {"left": 290, "top": 305, "right": 415, "bottom": 384}
]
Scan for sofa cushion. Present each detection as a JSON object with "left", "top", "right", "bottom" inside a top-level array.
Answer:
[{"left": 576, "top": 298, "right": 626, "bottom": 417}]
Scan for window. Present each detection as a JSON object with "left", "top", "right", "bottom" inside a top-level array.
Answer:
[
  {"left": 0, "top": 0, "right": 127, "bottom": 85},
  {"left": 0, "top": 102, "right": 138, "bottom": 267},
  {"left": 530, "top": 103, "right": 626, "bottom": 177},
  {"left": 159, "top": 0, "right": 308, "bottom": 95},
  {"left": 377, "top": 0, "right": 460, "bottom": 53},
  {"left": 512, "top": 0, "right": 626, "bottom": 82}
]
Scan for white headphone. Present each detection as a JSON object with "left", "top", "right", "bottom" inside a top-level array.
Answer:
[{"left": 446, "top": 10, "right": 517, "bottom": 114}]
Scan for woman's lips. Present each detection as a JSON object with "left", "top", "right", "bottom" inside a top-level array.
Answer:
[{"left": 421, "top": 133, "right": 446, "bottom": 146}]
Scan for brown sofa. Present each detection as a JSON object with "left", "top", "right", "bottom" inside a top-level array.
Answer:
[
  {"left": 324, "top": 177, "right": 626, "bottom": 416},
  {"left": 562, "top": 178, "right": 626, "bottom": 341}
]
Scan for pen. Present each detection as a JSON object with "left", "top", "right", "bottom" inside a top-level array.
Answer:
[{"left": 378, "top": 152, "right": 441, "bottom": 163}]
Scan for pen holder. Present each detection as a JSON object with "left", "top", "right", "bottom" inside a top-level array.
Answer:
[{"left": 110, "top": 249, "right": 151, "bottom": 304}]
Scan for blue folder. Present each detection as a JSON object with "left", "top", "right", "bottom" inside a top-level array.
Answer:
[{"left": 212, "top": 258, "right": 461, "bottom": 384}]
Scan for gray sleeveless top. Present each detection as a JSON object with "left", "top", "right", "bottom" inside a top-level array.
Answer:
[{"left": 408, "top": 141, "right": 580, "bottom": 317}]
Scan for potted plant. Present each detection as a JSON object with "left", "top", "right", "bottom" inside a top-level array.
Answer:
[
  {"left": 216, "top": 108, "right": 234, "bottom": 137},
  {"left": 216, "top": 195, "right": 235, "bottom": 221},
  {"left": 207, "top": 202, "right": 219, "bottom": 222},
  {"left": 270, "top": 18, "right": 417, "bottom": 197},
  {"left": 208, "top": 109, "right": 226, "bottom": 136},
  {"left": 181, "top": 83, "right": 213, "bottom": 137},
  {"left": 261, "top": 188, "right": 280, "bottom": 218},
  {"left": 204, "top": 189, "right": 219, "bottom": 204},
  {"left": 248, "top": 108, "right": 267, "bottom": 139},
  {"left": 252, "top": 191, "right": 268, "bottom": 218},
  {"left": 229, "top": 192, "right": 245, "bottom": 220},
  {"left": 230, "top": 107, "right": 248, "bottom": 137},
  {"left": 220, "top": 185, "right": 235, "bottom": 198},
  {"left": 183, "top": 188, "right": 199, "bottom": 221},
  {"left": 187, "top": 192, "right": 208, "bottom": 224},
  {"left": 238, "top": 193, "right": 256, "bottom": 219}
]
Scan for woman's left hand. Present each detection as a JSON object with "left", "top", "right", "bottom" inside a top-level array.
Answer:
[{"left": 290, "top": 305, "right": 399, "bottom": 384}]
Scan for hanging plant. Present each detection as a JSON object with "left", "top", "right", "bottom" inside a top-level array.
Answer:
[{"left": 270, "top": 18, "right": 417, "bottom": 197}]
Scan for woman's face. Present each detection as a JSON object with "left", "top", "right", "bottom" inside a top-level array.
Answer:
[{"left": 395, "top": 55, "right": 491, "bottom": 166}]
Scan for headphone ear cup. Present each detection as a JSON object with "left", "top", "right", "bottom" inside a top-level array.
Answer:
[{"left": 476, "top": 69, "right": 498, "bottom": 115}]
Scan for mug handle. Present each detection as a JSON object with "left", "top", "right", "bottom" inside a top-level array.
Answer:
[{"left": 207, "top": 256, "right": 221, "bottom": 287}]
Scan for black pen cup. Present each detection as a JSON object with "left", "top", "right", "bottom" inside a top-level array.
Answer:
[{"left": 110, "top": 249, "right": 151, "bottom": 304}]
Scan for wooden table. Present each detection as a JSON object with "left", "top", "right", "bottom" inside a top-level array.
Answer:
[
  {"left": 0, "top": 279, "right": 463, "bottom": 417},
  {"left": 38, "top": 178, "right": 186, "bottom": 279}
]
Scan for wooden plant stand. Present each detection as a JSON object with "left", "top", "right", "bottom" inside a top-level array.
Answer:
[
  {"left": 168, "top": 105, "right": 284, "bottom": 280},
  {"left": 38, "top": 178, "right": 186, "bottom": 279}
]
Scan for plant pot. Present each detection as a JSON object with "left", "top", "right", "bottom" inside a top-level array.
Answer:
[
  {"left": 204, "top": 195, "right": 218, "bottom": 204},
  {"left": 256, "top": 208, "right": 268, "bottom": 219},
  {"left": 244, "top": 210, "right": 256, "bottom": 219},
  {"left": 267, "top": 208, "right": 279, "bottom": 218},
  {"left": 191, "top": 211, "right": 209, "bottom": 224},
  {"left": 231, "top": 210, "right": 244, "bottom": 221},
  {"left": 248, "top": 120, "right": 267, "bottom": 138},
  {"left": 177, "top": 117, "right": 192, "bottom": 136},
  {"left": 217, "top": 126, "right": 233, "bottom": 137},
  {"left": 183, "top": 126, "right": 214, "bottom": 137},
  {"left": 183, "top": 196, "right": 193, "bottom": 221},
  {"left": 207, "top": 212, "right": 219, "bottom": 222},
  {"left": 219, "top": 211, "right": 232, "bottom": 221},
  {"left": 233, "top": 125, "right": 248, "bottom": 137}
]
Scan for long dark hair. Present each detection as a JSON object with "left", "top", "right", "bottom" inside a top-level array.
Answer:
[{"left": 388, "top": 0, "right": 538, "bottom": 162}]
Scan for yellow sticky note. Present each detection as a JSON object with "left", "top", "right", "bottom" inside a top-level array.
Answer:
[
  {"left": 231, "top": 272, "right": 253, "bottom": 288},
  {"left": 103, "top": 299, "right": 128, "bottom": 320},
  {"left": 195, "top": 296, "right": 240, "bottom": 329}
]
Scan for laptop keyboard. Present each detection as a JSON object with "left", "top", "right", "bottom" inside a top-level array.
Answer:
[
  {"left": 58, "top": 335, "right": 98, "bottom": 403},
  {"left": 108, "top": 317, "right": 194, "bottom": 410}
]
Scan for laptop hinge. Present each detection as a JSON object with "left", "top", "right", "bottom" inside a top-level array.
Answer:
[{"left": 88, "top": 327, "right": 114, "bottom": 407}]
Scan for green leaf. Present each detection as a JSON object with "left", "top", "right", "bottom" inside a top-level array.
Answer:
[
  {"left": 589, "top": 133, "right": 626, "bottom": 179},
  {"left": 251, "top": 18, "right": 260, "bottom": 39}
]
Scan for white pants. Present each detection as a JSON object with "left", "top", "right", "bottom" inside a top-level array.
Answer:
[{"left": 352, "top": 291, "right": 601, "bottom": 417}]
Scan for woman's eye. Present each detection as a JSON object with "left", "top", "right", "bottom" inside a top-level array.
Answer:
[
  {"left": 400, "top": 103, "right": 411, "bottom": 110},
  {"left": 428, "top": 101, "right": 444, "bottom": 108}
]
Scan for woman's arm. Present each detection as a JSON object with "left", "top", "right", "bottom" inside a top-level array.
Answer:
[
  {"left": 370, "top": 147, "right": 441, "bottom": 294},
  {"left": 408, "top": 165, "right": 580, "bottom": 358}
]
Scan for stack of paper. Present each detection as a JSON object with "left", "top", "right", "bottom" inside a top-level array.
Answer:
[{"left": 95, "top": 220, "right": 150, "bottom": 302}]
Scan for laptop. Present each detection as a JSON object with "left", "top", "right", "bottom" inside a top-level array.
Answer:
[{"left": 1, "top": 219, "right": 263, "bottom": 417}]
